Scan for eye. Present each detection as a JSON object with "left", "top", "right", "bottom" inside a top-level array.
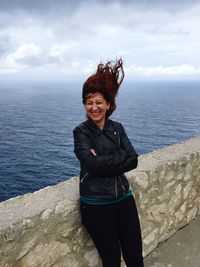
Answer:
[{"left": 86, "top": 101, "right": 93, "bottom": 105}]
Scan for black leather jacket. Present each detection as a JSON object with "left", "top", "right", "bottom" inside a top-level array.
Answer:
[{"left": 73, "top": 118, "right": 138, "bottom": 200}]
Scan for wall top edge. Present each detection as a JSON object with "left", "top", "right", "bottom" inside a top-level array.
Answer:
[{"left": 136, "top": 135, "right": 200, "bottom": 171}]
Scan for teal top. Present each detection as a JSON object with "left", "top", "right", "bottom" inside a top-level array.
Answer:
[{"left": 80, "top": 189, "right": 132, "bottom": 205}]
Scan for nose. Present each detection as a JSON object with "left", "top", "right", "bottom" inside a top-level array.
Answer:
[{"left": 91, "top": 104, "right": 98, "bottom": 111}]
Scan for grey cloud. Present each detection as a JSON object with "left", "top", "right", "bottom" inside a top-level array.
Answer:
[
  {"left": 0, "top": 0, "right": 82, "bottom": 15},
  {"left": 15, "top": 55, "right": 46, "bottom": 66},
  {"left": 0, "top": 0, "right": 83, "bottom": 32},
  {"left": 0, "top": 0, "right": 198, "bottom": 34},
  {"left": 0, "top": 0, "right": 199, "bottom": 15}
]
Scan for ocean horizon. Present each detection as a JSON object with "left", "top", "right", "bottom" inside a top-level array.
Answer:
[{"left": 0, "top": 80, "right": 200, "bottom": 202}]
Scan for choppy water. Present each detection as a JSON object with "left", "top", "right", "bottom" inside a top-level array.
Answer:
[{"left": 0, "top": 80, "right": 200, "bottom": 202}]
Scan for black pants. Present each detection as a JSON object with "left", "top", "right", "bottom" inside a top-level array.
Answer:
[{"left": 80, "top": 195, "right": 144, "bottom": 267}]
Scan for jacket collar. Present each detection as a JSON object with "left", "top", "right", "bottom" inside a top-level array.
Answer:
[{"left": 85, "top": 118, "right": 113, "bottom": 136}]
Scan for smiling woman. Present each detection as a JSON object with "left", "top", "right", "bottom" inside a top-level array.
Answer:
[
  {"left": 73, "top": 59, "right": 144, "bottom": 267},
  {"left": 84, "top": 93, "right": 110, "bottom": 129},
  {"left": 82, "top": 59, "right": 124, "bottom": 116}
]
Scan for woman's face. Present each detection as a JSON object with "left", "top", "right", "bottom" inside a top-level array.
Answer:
[{"left": 85, "top": 92, "right": 110, "bottom": 127}]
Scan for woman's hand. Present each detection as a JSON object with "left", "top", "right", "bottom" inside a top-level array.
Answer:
[{"left": 90, "top": 149, "right": 97, "bottom": 156}]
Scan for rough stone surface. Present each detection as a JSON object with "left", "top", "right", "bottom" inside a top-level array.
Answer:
[{"left": 0, "top": 136, "right": 199, "bottom": 267}]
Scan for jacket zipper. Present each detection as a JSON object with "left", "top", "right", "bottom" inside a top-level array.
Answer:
[
  {"left": 115, "top": 177, "right": 118, "bottom": 199},
  {"left": 117, "top": 131, "right": 121, "bottom": 147},
  {"left": 81, "top": 172, "right": 88, "bottom": 183},
  {"left": 119, "top": 176, "right": 125, "bottom": 195},
  {"left": 117, "top": 131, "right": 126, "bottom": 195}
]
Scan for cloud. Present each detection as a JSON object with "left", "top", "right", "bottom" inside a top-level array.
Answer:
[
  {"left": 0, "top": 34, "right": 10, "bottom": 56},
  {"left": 0, "top": 0, "right": 200, "bottom": 79},
  {"left": 0, "top": 0, "right": 199, "bottom": 14},
  {"left": 125, "top": 64, "right": 200, "bottom": 78},
  {"left": 8, "top": 44, "right": 43, "bottom": 66},
  {"left": 0, "top": 0, "right": 81, "bottom": 16},
  {"left": 48, "top": 42, "right": 80, "bottom": 63}
]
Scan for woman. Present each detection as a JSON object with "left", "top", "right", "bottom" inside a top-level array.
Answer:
[{"left": 73, "top": 59, "right": 144, "bottom": 267}]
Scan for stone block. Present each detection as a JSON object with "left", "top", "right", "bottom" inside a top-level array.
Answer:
[
  {"left": 21, "top": 241, "right": 71, "bottom": 267},
  {"left": 84, "top": 249, "right": 100, "bottom": 267},
  {"left": 134, "top": 172, "right": 149, "bottom": 189}
]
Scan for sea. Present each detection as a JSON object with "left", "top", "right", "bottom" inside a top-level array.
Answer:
[{"left": 0, "top": 80, "right": 200, "bottom": 202}]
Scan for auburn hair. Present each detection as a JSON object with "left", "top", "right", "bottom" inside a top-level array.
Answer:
[{"left": 82, "top": 59, "right": 125, "bottom": 118}]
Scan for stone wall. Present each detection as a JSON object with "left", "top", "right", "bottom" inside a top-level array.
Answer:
[{"left": 0, "top": 136, "right": 200, "bottom": 267}]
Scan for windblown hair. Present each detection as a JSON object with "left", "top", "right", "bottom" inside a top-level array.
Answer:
[{"left": 82, "top": 59, "right": 125, "bottom": 118}]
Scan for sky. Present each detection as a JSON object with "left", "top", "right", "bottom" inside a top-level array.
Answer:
[{"left": 0, "top": 0, "right": 200, "bottom": 80}]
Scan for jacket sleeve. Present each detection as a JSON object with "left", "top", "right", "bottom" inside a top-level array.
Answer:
[
  {"left": 73, "top": 126, "right": 128, "bottom": 177},
  {"left": 116, "top": 124, "right": 138, "bottom": 173}
]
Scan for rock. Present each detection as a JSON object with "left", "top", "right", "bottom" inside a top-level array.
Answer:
[
  {"left": 143, "top": 229, "right": 159, "bottom": 247},
  {"left": 16, "top": 237, "right": 37, "bottom": 260},
  {"left": 40, "top": 209, "right": 53, "bottom": 221},
  {"left": 187, "top": 207, "right": 197, "bottom": 223},
  {"left": 183, "top": 182, "right": 193, "bottom": 199},
  {"left": 21, "top": 241, "right": 71, "bottom": 267},
  {"left": 134, "top": 172, "right": 149, "bottom": 189},
  {"left": 22, "top": 219, "right": 34, "bottom": 229},
  {"left": 55, "top": 253, "right": 88, "bottom": 267},
  {"left": 147, "top": 203, "right": 166, "bottom": 223},
  {"left": 175, "top": 184, "right": 182, "bottom": 196},
  {"left": 84, "top": 249, "right": 100, "bottom": 267}
]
